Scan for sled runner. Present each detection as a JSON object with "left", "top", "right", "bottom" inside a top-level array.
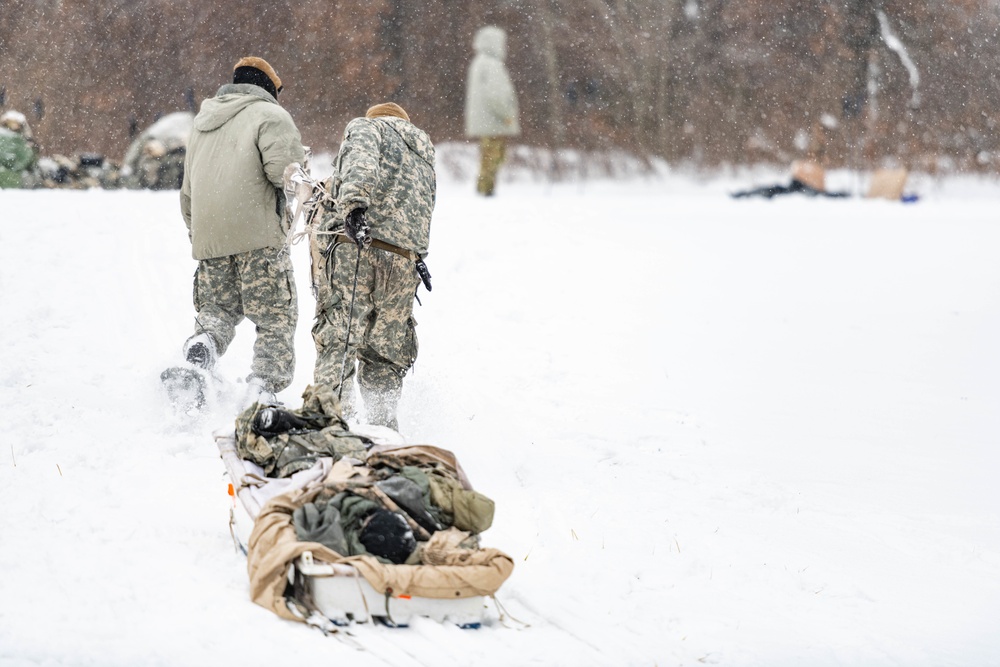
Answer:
[{"left": 215, "top": 393, "right": 513, "bottom": 629}]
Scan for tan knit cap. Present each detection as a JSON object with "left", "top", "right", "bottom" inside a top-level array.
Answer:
[
  {"left": 365, "top": 102, "right": 410, "bottom": 122},
  {"left": 233, "top": 57, "right": 283, "bottom": 92}
]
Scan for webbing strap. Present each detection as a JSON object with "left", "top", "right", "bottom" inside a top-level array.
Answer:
[{"left": 335, "top": 234, "right": 418, "bottom": 262}]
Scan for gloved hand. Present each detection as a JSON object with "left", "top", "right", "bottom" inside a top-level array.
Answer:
[{"left": 345, "top": 207, "right": 372, "bottom": 249}]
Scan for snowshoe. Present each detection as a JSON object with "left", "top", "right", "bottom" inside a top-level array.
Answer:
[{"left": 160, "top": 365, "right": 211, "bottom": 415}]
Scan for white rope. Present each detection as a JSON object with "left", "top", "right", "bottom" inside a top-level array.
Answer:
[
  {"left": 352, "top": 570, "right": 373, "bottom": 623},
  {"left": 491, "top": 594, "right": 530, "bottom": 629},
  {"left": 281, "top": 163, "right": 336, "bottom": 253}
]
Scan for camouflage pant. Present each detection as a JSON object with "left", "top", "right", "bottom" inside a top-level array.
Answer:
[
  {"left": 476, "top": 137, "right": 506, "bottom": 196},
  {"left": 190, "top": 247, "right": 297, "bottom": 393},
  {"left": 312, "top": 241, "right": 419, "bottom": 430}
]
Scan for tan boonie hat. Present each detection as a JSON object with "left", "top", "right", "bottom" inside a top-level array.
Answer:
[
  {"left": 365, "top": 102, "right": 410, "bottom": 122},
  {"left": 233, "top": 56, "right": 283, "bottom": 92},
  {"left": 0, "top": 110, "right": 26, "bottom": 132}
]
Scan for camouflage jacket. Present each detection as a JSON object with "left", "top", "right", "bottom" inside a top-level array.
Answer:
[{"left": 327, "top": 116, "right": 436, "bottom": 257}]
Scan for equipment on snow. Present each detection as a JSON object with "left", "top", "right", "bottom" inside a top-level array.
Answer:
[
  {"left": 359, "top": 509, "right": 417, "bottom": 565},
  {"left": 253, "top": 406, "right": 313, "bottom": 436},
  {"left": 217, "top": 410, "right": 512, "bottom": 629},
  {"left": 730, "top": 178, "right": 850, "bottom": 200}
]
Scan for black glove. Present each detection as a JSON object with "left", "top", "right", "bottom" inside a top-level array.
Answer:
[
  {"left": 345, "top": 207, "right": 372, "bottom": 249},
  {"left": 252, "top": 406, "right": 312, "bottom": 436}
]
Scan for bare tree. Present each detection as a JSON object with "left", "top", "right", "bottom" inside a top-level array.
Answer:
[{"left": 2, "top": 0, "right": 998, "bottom": 172}]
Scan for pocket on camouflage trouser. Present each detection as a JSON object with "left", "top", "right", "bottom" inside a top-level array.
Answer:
[
  {"left": 365, "top": 313, "right": 418, "bottom": 371},
  {"left": 240, "top": 249, "right": 297, "bottom": 391},
  {"left": 311, "top": 241, "right": 363, "bottom": 389},
  {"left": 312, "top": 243, "right": 421, "bottom": 387},
  {"left": 366, "top": 252, "right": 420, "bottom": 370},
  {"left": 311, "top": 296, "right": 346, "bottom": 389}
]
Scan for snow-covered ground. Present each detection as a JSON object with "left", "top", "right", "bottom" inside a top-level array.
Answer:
[{"left": 1, "top": 152, "right": 999, "bottom": 666}]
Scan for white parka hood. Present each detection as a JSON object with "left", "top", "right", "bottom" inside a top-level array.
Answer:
[
  {"left": 465, "top": 26, "right": 520, "bottom": 138},
  {"left": 473, "top": 26, "right": 507, "bottom": 61}
]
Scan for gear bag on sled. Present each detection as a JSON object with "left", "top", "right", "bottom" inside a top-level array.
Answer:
[{"left": 218, "top": 384, "right": 512, "bottom": 628}]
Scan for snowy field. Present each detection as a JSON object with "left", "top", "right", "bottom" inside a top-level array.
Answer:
[{"left": 1, "top": 151, "right": 999, "bottom": 666}]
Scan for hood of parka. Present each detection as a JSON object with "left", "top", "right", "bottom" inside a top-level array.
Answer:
[
  {"left": 194, "top": 84, "right": 278, "bottom": 133},
  {"left": 376, "top": 116, "right": 435, "bottom": 167},
  {"left": 473, "top": 26, "right": 507, "bottom": 61}
]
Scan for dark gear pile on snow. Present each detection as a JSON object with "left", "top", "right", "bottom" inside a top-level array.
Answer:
[
  {"left": 272, "top": 388, "right": 496, "bottom": 565},
  {"left": 288, "top": 452, "right": 495, "bottom": 565},
  {"left": 292, "top": 492, "right": 410, "bottom": 562},
  {"left": 373, "top": 463, "right": 495, "bottom": 535},
  {"left": 246, "top": 442, "right": 513, "bottom": 621},
  {"left": 294, "top": 494, "right": 420, "bottom": 565},
  {"left": 235, "top": 384, "right": 370, "bottom": 478}
]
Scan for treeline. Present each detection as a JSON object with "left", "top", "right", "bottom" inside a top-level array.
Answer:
[{"left": 2, "top": 0, "right": 998, "bottom": 172}]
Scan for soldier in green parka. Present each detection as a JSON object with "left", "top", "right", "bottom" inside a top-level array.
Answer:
[
  {"left": 179, "top": 57, "right": 306, "bottom": 406},
  {"left": 0, "top": 110, "right": 37, "bottom": 189},
  {"left": 313, "top": 103, "right": 436, "bottom": 431}
]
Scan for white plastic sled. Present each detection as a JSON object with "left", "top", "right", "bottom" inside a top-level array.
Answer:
[{"left": 216, "top": 430, "right": 489, "bottom": 628}]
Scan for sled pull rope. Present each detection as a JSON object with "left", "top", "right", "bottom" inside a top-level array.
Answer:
[
  {"left": 281, "top": 166, "right": 329, "bottom": 255},
  {"left": 491, "top": 595, "right": 530, "bottom": 629},
  {"left": 227, "top": 509, "right": 247, "bottom": 556},
  {"left": 383, "top": 588, "right": 400, "bottom": 627},
  {"left": 288, "top": 204, "right": 331, "bottom": 248},
  {"left": 338, "top": 242, "right": 364, "bottom": 402},
  {"left": 352, "top": 570, "right": 372, "bottom": 623}
]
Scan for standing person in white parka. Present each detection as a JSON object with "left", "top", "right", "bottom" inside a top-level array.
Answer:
[{"left": 464, "top": 25, "right": 520, "bottom": 197}]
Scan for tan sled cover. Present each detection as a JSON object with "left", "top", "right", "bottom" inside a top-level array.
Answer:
[
  {"left": 247, "top": 453, "right": 514, "bottom": 623},
  {"left": 867, "top": 168, "right": 908, "bottom": 201}
]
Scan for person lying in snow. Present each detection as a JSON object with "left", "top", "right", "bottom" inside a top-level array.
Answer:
[
  {"left": 731, "top": 178, "right": 851, "bottom": 199},
  {"left": 731, "top": 159, "right": 850, "bottom": 199}
]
